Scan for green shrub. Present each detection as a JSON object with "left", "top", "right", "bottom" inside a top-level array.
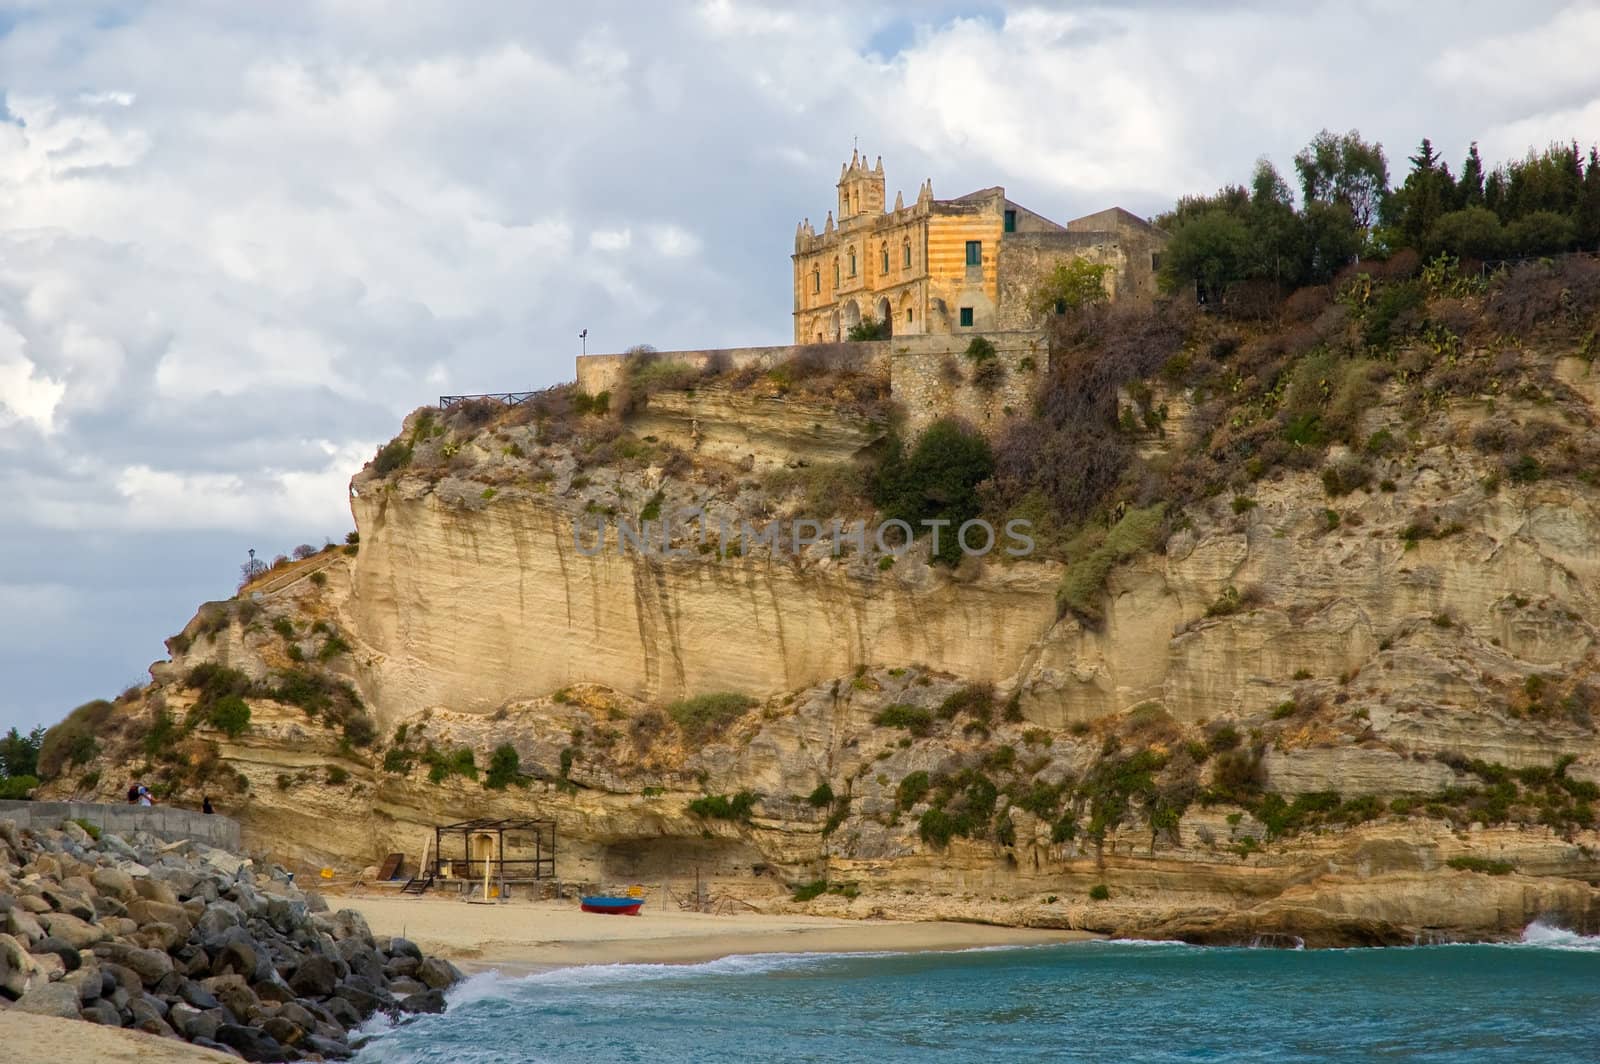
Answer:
[
  {"left": 938, "top": 684, "right": 995, "bottom": 722},
  {"left": 1050, "top": 812, "right": 1079, "bottom": 843},
  {"left": 373, "top": 438, "right": 413, "bottom": 475},
  {"left": 874, "top": 703, "right": 934, "bottom": 736},
  {"left": 38, "top": 700, "right": 116, "bottom": 779},
  {"left": 326, "top": 766, "right": 349, "bottom": 785},
  {"left": 688, "top": 791, "right": 758, "bottom": 821},
  {"left": 1088, "top": 883, "right": 1111, "bottom": 901},
  {"left": 272, "top": 617, "right": 296, "bottom": 639},
  {"left": 70, "top": 817, "right": 101, "bottom": 840},
  {"left": 667, "top": 693, "right": 755, "bottom": 743},
  {"left": 896, "top": 771, "right": 932, "bottom": 810},
  {"left": 871, "top": 420, "right": 995, "bottom": 566},
  {"left": 1056, "top": 504, "right": 1166, "bottom": 625},
  {"left": 382, "top": 748, "right": 414, "bottom": 774},
  {"left": 807, "top": 781, "right": 835, "bottom": 808},
  {"left": 791, "top": 879, "right": 829, "bottom": 902},
  {"left": 0, "top": 775, "right": 39, "bottom": 800},
  {"left": 485, "top": 744, "right": 522, "bottom": 789},
  {"left": 318, "top": 632, "right": 352, "bottom": 662},
  {"left": 964, "top": 336, "right": 998, "bottom": 364},
  {"left": 208, "top": 695, "right": 251, "bottom": 738}
]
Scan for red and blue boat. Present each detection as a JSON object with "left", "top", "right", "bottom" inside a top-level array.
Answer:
[{"left": 581, "top": 895, "right": 644, "bottom": 915}]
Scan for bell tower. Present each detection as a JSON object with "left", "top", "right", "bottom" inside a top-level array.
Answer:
[{"left": 837, "top": 149, "right": 886, "bottom": 221}]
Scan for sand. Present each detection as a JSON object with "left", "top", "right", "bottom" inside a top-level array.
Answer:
[
  {"left": 337, "top": 892, "right": 1094, "bottom": 971},
  {"left": 0, "top": 1010, "right": 236, "bottom": 1063}
]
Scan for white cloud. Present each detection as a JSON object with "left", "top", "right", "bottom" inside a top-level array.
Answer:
[
  {"left": 591, "top": 227, "right": 633, "bottom": 252},
  {"left": 0, "top": 319, "right": 65, "bottom": 433},
  {"left": 649, "top": 224, "right": 702, "bottom": 258}
]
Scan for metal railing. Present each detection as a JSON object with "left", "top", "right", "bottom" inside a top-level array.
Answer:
[{"left": 438, "top": 391, "right": 539, "bottom": 409}]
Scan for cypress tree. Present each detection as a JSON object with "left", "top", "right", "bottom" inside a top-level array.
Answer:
[{"left": 1458, "top": 142, "right": 1486, "bottom": 207}]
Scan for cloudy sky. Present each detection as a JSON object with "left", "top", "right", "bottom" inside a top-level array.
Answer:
[{"left": 2, "top": 1, "right": 1597, "bottom": 733}]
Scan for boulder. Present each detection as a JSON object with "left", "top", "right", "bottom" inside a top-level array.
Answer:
[
  {"left": 33, "top": 936, "right": 83, "bottom": 972},
  {"left": 16, "top": 894, "right": 52, "bottom": 915},
  {"left": 80, "top": 999, "right": 122, "bottom": 1025},
  {"left": 13, "top": 981, "right": 83, "bottom": 1018},
  {"left": 39, "top": 911, "right": 105, "bottom": 949},
  {"left": 201, "top": 972, "right": 260, "bottom": 1022},
  {"left": 387, "top": 936, "right": 423, "bottom": 961},
  {"left": 40, "top": 887, "right": 96, "bottom": 922},
  {"left": 0, "top": 931, "right": 41, "bottom": 998},
  {"left": 27, "top": 950, "right": 65, "bottom": 980},
  {"left": 179, "top": 978, "right": 222, "bottom": 1010},
  {"left": 213, "top": 937, "right": 260, "bottom": 980},
  {"left": 288, "top": 953, "right": 338, "bottom": 997},
  {"left": 96, "top": 942, "right": 175, "bottom": 985},
  {"left": 261, "top": 1015, "right": 306, "bottom": 1047},
  {"left": 132, "top": 921, "right": 184, "bottom": 952},
  {"left": 128, "top": 994, "right": 175, "bottom": 1036},
  {"left": 61, "top": 964, "right": 102, "bottom": 1004},
  {"left": 417, "top": 956, "right": 462, "bottom": 989},
  {"left": 5, "top": 906, "right": 45, "bottom": 945},
  {"left": 215, "top": 1023, "right": 289, "bottom": 1063},
  {"left": 276, "top": 1000, "right": 318, "bottom": 1031},
  {"left": 400, "top": 988, "right": 447, "bottom": 1014},
  {"left": 319, "top": 994, "right": 361, "bottom": 1028},
  {"left": 303, "top": 1034, "right": 355, "bottom": 1060},
  {"left": 127, "top": 898, "right": 194, "bottom": 935},
  {"left": 132, "top": 878, "right": 179, "bottom": 907}
]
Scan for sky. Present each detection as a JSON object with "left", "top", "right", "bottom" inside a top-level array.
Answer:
[{"left": 2, "top": 0, "right": 1598, "bottom": 733}]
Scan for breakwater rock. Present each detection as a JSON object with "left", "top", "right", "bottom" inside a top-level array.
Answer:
[{"left": 0, "top": 815, "right": 460, "bottom": 1061}]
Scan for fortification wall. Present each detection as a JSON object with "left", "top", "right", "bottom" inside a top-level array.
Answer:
[
  {"left": 0, "top": 800, "right": 241, "bottom": 849},
  {"left": 888, "top": 332, "right": 1047, "bottom": 436},
  {"left": 575, "top": 331, "right": 1048, "bottom": 440},
  {"left": 576, "top": 343, "right": 891, "bottom": 397}
]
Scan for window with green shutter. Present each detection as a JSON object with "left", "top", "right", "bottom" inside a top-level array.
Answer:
[{"left": 965, "top": 240, "right": 981, "bottom": 266}]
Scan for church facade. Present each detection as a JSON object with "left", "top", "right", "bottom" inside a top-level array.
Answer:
[{"left": 792, "top": 151, "right": 1168, "bottom": 343}]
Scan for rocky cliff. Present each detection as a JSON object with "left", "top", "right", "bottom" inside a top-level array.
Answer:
[{"left": 38, "top": 258, "right": 1600, "bottom": 945}]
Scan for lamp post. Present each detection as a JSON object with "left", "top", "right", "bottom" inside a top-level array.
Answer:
[{"left": 579, "top": 329, "right": 588, "bottom": 356}]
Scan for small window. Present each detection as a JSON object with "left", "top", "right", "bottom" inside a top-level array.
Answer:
[
  {"left": 1004, "top": 210, "right": 1016, "bottom": 233},
  {"left": 848, "top": 248, "right": 857, "bottom": 277},
  {"left": 965, "top": 240, "right": 981, "bottom": 266},
  {"left": 833, "top": 261, "right": 840, "bottom": 287},
  {"left": 905, "top": 308, "right": 913, "bottom": 324},
  {"left": 1151, "top": 252, "right": 1162, "bottom": 272},
  {"left": 812, "top": 270, "right": 820, "bottom": 294},
  {"left": 1054, "top": 299, "right": 1066, "bottom": 316},
  {"left": 959, "top": 307, "right": 974, "bottom": 327},
  {"left": 881, "top": 245, "right": 889, "bottom": 274},
  {"left": 903, "top": 242, "right": 912, "bottom": 268}
]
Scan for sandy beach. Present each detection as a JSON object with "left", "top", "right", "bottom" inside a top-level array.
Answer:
[{"left": 337, "top": 892, "right": 1095, "bottom": 971}]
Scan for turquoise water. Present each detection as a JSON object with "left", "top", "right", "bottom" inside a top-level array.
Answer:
[{"left": 356, "top": 924, "right": 1600, "bottom": 1063}]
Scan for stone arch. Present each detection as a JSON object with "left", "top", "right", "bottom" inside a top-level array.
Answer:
[
  {"left": 832, "top": 258, "right": 840, "bottom": 288},
  {"left": 841, "top": 300, "right": 861, "bottom": 333},
  {"left": 880, "top": 242, "right": 890, "bottom": 275},
  {"left": 848, "top": 246, "right": 857, "bottom": 277},
  {"left": 877, "top": 297, "right": 893, "bottom": 336},
  {"left": 903, "top": 239, "right": 912, "bottom": 269},
  {"left": 829, "top": 308, "right": 841, "bottom": 341}
]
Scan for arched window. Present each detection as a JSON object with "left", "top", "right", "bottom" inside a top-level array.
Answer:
[
  {"left": 812, "top": 269, "right": 820, "bottom": 294},
  {"left": 848, "top": 247, "right": 856, "bottom": 277},
  {"left": 833, "top": 259, "right": 840, "bottom": 287},
  {"left": 880, "top": 243, "right": 889, "bottom": 274},
  {"left": 903, "top": 241, "right": 912, "bottom": 268}
]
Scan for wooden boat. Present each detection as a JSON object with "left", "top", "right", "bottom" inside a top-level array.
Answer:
[{"left": 581, "top": 895, "right": 644, "bottom": 915}]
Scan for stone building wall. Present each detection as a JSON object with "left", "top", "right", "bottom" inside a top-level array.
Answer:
[{"left": 995, "top": 231, "right": 1129, "bottom": 331}]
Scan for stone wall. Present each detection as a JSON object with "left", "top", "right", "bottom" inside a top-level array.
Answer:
[
  {"left": 995, "top": 231, "right": 1127, "bottom": 331},
  {"left": 576, "top": 332, "right": 1049, "bottom": 441},
  {"left": 576, "top": 343, "right": 890, "bottom": 397},
  {"left": 886, "top": 332, "right": 1047, "bottom": 436},
  {"left": 0, "top": 800, "right": 241, "bottom": 849}
]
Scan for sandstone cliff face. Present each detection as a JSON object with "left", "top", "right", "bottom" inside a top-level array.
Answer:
[{"left": 43, "top": 342, "right": 1600, "bottom": 946}]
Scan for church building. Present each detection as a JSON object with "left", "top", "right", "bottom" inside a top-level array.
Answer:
[{"left": 792, "top": 150, "right": 1168, "bottom": 343}]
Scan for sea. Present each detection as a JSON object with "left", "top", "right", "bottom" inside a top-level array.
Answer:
[{"left": 353, "top": 922, "right": 1600, "bottom": 1063}]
